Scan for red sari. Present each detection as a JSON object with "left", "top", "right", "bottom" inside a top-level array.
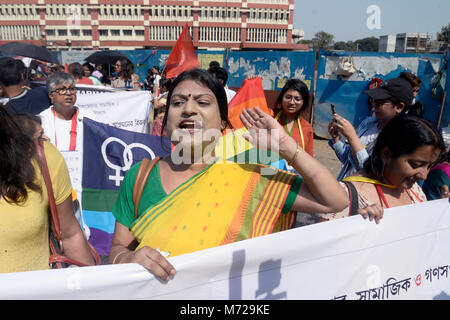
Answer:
[{"left": 276, "top": 112, "right": 314, "bottom": 157}]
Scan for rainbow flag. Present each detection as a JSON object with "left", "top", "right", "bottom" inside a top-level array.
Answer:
[
  {"left": 215, "top": 77, "right": 283, "bottom": 167},
  {"left": 81, "top": 118, "right": 171, "bottom": 257}
]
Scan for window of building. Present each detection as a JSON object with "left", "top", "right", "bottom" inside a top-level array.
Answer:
[
  {"left": 70, "top": 29, "right": 80, "bottom": 36},
  {"left": 99, "top": 29, "right": 108, "bottom": 36},
  {"left": 123, "top": 30, "right": 132, "bottom": 36},
  {"left": 45, "top": 29, "right": 55, "bottom": 36},
  {"left": 135, "top": 30, "right": 144, "bottom": 36},
  {"left": 82, "top": 29, "right": 91, "bottom": 36},
  {"left": 58, "top": 29, "right": 67, "bottom": 36},
  {"left": 111, "top": 29, "right": 120, "bottom": 36}
]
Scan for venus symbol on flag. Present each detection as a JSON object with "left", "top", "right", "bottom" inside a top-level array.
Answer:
[{"left": 101, "top": 137, "right": 156, "bottom": 186}]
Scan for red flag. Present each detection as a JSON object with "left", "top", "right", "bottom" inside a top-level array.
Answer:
[
  {"left": 64, "top": 63, "right": 69, "bottom": 73},
  {"left": 164, "top": 23, "right": 200, "bottom": 79}
]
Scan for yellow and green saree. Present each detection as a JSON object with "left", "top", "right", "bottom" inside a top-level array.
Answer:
[{"left": 130, "top": 161, "right": 302, "bottom": 257}]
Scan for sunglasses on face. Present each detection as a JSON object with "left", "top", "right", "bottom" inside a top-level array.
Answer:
[{"left": 374, "top": 99, "right": 393, "bottom": 107}]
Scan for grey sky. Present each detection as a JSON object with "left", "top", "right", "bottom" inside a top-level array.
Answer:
[{"left": 293, "top": 0, "right": 450, "bottom": 42}]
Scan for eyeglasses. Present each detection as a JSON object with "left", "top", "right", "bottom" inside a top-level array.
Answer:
[
  {"left": 283, "top": 95, "right": 303, "bottom": 104},
  {"left": 53, "top": 86, "right": 77, "bottom": 95}
]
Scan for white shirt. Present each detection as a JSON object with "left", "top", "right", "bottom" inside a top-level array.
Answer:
[
  {"left": 39, "top": 106, "right": 96, "bottom": 152},
  {"left": 153, "top": 74, "right": 161, "bottom": 87}
]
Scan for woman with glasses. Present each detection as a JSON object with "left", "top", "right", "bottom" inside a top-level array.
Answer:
[
  {"left": 328, "top": 77, "right": 414, "bottom": 181},
  {"left": 38, "top": 72, "right": 95, "bottom": 152},
  {"left": 273, "top": 79, "right": 314, "bottom": 166}
]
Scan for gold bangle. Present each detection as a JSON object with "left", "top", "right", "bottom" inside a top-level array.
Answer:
[
  {"left": 288, "top": 142, "right": 300, "bottom": 166},
  {"left": 112, "top": 250, "right": 129, "bottom": 264}
]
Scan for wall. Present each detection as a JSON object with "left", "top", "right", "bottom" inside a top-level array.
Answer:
[{"left": 57, "top": 48, "right": 448, "bottom": 133}]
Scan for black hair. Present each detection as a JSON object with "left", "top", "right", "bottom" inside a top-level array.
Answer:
[
  {"left": 364, "top": 114, "right": 446, "bottom": 179},
  {"left": 274, "top": 78, "right": 310, "bottom": 112},
  {"left": 207, "top": 66, "right": 228, "bottom": 85},
  {"left": 117, "top": 58, "right": 134, "bottom": 81},
  {"left": 408, "top": 101, "right": 425, "bottom": 117},
  {"left": 161, "top": 68, "right": 231, "bottom": 138},
  {"left": 0, "top": 106, "right": 41, "bottom": 204},
  {"left": 399, "top": 71, "right": 422, "bottom": 88},
  {"left": 14, "top": 113, "right": 42, "bottom": 139},
  {"left": 209, "top": 60, "right": 220, "bottom": 68},
  {"left": 68, "top": 62, "right": 85, "bottom": 79},
  {"left": 0, "top": 57, "right": 26, "bottom": 86},
  {"left": 82, "top": 62, "right": 94, "bottom": 73},
  {"left": 159, "top": 78, "right": 171, "bottom": 91}
]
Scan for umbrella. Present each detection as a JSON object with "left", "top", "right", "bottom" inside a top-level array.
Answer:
[
  {"left": 84, "top": 50, "right": 129, "bottom": 65},
  {"left": 0, "top": 42, "right": 58, "bottom": 64}
]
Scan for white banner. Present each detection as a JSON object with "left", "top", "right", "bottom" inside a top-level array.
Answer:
[
  {"left": 60, "top": 50, "right": 96, "bottom": 66},
  {"left": 76, "top": 90, "right": 152, "bottom": 134},
  {"left": 60, "top": 90, "right": 152, "bottom": 234},
  {"left": 1, "top": 199, "right": 449, "bottom": 300}
]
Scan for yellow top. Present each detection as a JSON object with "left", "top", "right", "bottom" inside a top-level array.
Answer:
[{"left": 0, "top": 141, "right": 72, "bottom": 274}]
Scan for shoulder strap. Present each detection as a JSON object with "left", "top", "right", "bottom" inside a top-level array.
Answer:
[
  {"left": 36, "top": 139, "right": 63, "bottom": 248},
  {"left": 132, "top": 157, "right": 160, "bottom": 219},
  {"left": 343, "top": 181, "right": 359, "bottom": 216}
]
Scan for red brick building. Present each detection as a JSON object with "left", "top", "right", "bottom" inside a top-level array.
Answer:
[{"left": 0, "top": 0, "right": 307, "bottom": 51}]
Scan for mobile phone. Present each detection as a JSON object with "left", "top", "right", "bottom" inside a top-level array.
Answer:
[{"left": 331, "top": 104, "right": 337, "bottom": 123}]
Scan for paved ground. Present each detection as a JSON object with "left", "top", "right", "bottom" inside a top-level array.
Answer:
[
  {"left": 313, "top": 137, "right": 341, "bottom": 178},
  {"left": 295, "top": 137, "right": 342, "bottom": 227}
]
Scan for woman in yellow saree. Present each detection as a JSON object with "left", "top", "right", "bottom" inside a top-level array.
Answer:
[{"left": 109, "top": 69, "right": 379, "bottom": 281}]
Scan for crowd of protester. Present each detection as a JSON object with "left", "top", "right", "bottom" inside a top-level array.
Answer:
[{"left": 0, "top": 54, "right": 448, "bottom": 279}]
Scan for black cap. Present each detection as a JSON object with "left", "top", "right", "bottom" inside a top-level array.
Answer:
[{"left": 363, "top": 78, "right": 413, "bottom": 106}]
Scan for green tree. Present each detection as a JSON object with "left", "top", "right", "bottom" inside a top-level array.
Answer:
[
  {"left": 333, "top": 41, "right": 357, "bottom": 51},
  {"left": 355, "top": 37, "right": 379, "bottom": 52},
  {"left": 313, "top": 31, "right": 334, "bottom": 49},
  {"left": 437, "top": 23, "right": 450, "bottom": 42}
]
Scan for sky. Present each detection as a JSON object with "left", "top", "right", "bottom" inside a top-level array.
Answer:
[{"left": 293, "top": 0, "right": 450, "bottom": 42}]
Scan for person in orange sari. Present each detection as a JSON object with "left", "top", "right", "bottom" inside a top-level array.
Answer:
[{"left": 273, "top": 79, "right": 314, "bottom": 160}]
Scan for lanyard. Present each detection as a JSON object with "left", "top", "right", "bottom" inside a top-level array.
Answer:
[
  {"left": 343, "top": 176, "right": 423, "bottom": 208},
  {"left": 275, "top": 111, "right": 305, "bottom": 150},
  {"left": 342, "top": 176, "right": 397, "bottom": 189},
  {"left": 52, "top": 107, "right": 78, "bottom": 151}
]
